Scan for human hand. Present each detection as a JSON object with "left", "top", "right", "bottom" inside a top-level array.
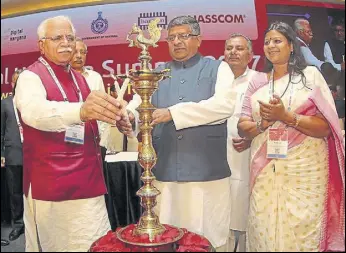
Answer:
[
  {"left": 1, "top": 157, "right": 5, "bottom": 168},
  {"left": 260, "top": 119, "right": 275, "bottom": 130},
  {"left": 80, "top": 91, "right": 123, "bottom": 125},
  {"left": 258, "top": 94, "right": 287, "bottom": 122},
  {"left": 151, "top": 109, "right": 172, "bottom": 126},
  {"left": 116, "top": 110, "right": 135, "bottom": 137},
  {"left": 232, "top": 138, "right": 251, "bottom": 153}
]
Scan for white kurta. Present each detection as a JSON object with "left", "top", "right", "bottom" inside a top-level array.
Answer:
[
  {"left": 154, "top": 178, "right": 231, "bottom": 249},
  {"left": 24, "top": 187, "right": 110, "bottom": 252},
  {"left": 83, "top": 68, "right": 125, "bottom": 152},
  {"left": 297, "top": 37, "right": 324, "bottom": 70},
  {"left": 127, "top": 61, "right": 237, "bottom": 248},
  {"left": 227, "top": 68, "right": 256, "bottom": 232},
  {"left": 225, "top": 68, "right": 257, "bottom": 252},
  {"left": 84, "top": 68, "right": 105, "bottom": 93},
  {"left": 16, "top": 70, "right": 111, "bottom": 252}
]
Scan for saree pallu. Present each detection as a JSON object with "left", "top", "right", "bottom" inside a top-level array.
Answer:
[{"left": 242, "top": 67, "right": 345, "bottom": 252}]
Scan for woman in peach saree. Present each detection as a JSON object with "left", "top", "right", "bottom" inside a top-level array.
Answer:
[{"left": 238, "top": 22, "right": 344, "bottom": 252}]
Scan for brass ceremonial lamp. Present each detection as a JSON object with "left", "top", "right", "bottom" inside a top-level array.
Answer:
[{"left": 116, "top": 19, "right": 184, "bottom": 247}]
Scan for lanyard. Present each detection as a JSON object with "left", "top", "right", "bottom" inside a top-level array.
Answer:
[
  {"left": 12, "top": 97, "right": 23, "bottom": 143},
  {"left": 39, "top": 57, "right": 83, "bottom": 102},
  {"left": 268, "top": 69, "right": 295, "bottom": 111}
]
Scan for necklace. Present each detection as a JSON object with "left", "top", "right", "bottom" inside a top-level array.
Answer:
[{"left": 272, "top": 70, "right": 290, "bottom": 99}]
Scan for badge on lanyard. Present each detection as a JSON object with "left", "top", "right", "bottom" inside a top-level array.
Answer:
[
  {"left": 39, "top": 57, "right": 86, "bottom": 145},
  {"left": 64, "top": 123, "right": 85, "bottom": 145},
  {"left": 267, "top": 128, "right": 288, "bottom": 159}
]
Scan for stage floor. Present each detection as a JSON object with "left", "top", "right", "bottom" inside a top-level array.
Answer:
[{"left": 1, "top": 223, "right": 24, "bottom": 252}]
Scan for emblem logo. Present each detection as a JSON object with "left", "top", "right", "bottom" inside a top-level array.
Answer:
[{"left": 91, "top": 11, "right": 108, "bottom": 34}]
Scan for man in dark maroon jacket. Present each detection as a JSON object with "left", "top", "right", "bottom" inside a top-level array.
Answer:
[{"left": 15, "top": 15, "right": 126, "bottom": 252}]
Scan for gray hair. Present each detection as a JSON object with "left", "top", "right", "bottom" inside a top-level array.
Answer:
[
  {"left": 76, "top": 37, "right": 87, "bottom": 50},
  {"left": 37, "top": 16, "right": 76, "bottom": 39},
  {"left": 294, "top": 18, "right": 310, "bottom": 32},
  {"left": 168, "top": 16, "right": 200, "bottom": 35},
  {"left": 226, "top": 33, "right": 253, "bottom": 52}
]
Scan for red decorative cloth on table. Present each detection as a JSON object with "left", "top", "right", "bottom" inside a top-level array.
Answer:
[{"left": 90, "top": 225, "right": 214, "bottom": 252}]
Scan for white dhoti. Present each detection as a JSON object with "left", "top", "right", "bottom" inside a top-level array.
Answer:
[
  {"left": 24, "top": 187, "right": 110, "bottom": 252},
  {"left": 154, "top": 177, "right": 231, "bottom": 249},
  {"left": 226, "top": 179, "right": 249, "bottom": 252}
]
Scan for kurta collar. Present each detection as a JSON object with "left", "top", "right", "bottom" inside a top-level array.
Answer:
[
  {"left": 237, "top": 67, "right": 250, "bottom": 79},
  {"left": 41, "top": 56, "right": 71, "bottom": 73},
  {"left": 297, "top": 37, "right": 309, "bottom": 47}
]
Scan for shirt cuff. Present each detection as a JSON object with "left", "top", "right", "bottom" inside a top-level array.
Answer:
[
  {"left": 336, "top": 64, "right": 341, "bottom": 71},
  {"left": 169, "top": 104, "right": 182, "bottom": 130},
  {"left": 126, "top": 105, "right": 137, "bottom": 118},
  {"left": 64, "top": 103, "right": 83, "bottom": 126}
]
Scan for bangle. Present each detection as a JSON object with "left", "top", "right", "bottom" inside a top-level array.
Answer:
[
  {"left": 287, "top": 112, "right": 300, "bottom": 128},
  {"left": 256, "top": 120, "right": 265, "bottom": 133},
  {"left": 294, "top": 114, "right": 301, "bottom": 128}
]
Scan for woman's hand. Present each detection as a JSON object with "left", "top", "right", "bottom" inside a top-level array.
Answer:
[
  {"left": 258, "top": 94, "right": 288, "bottom": 122},
  {"left": 261, "top": 119, "right": 275, "bottom": 130}
]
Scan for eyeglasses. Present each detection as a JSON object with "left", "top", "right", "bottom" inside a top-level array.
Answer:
[
  {"left": 300, "top": 29, "right": 313, "bottom": 36},
  {"left": 166, "top": 33, "right": 199, "bottom": 42},
  {"left": 41, "top": 34, "right": 76, "bottom": 43},
  {"left": 334, "top": 28, "right": 345, "bottom": 33},
  {"left": 76, "top": 49, "right": 88, "bottom": 55}
]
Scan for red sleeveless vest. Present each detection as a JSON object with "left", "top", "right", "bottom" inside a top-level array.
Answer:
[{"left": 22, "top": 58, "right": 107, "bottom": 201}]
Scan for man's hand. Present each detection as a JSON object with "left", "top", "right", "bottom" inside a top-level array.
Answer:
[
  {"left": 120, "top": 100, "right": 129, "bottom": 108},
  {"left": 116, "top": 110, "right": 135, "bottom": 137},
  {"left": 1, "top": 157, "right": 5, "bottom": 168},
  {"left": 151, "top": 109, "right": 172, "bottom": 126},
  {"left": 341, "top": 62, "right": 345, "bottom": 71},
  {"left": 127, "top": 110, "right": 135, "bottom": 123},
  {"left": 232, "top": 138, "right": 251, "bottom": 153},
  {"left": 80, "top": 91, "right": 123, "bottom": 125}
]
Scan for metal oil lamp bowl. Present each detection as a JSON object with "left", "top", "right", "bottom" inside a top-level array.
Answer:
[{"left": 115, "top": 18, "right": 184, "bottom": 247}]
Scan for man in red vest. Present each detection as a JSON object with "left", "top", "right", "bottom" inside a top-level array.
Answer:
[{"left": 15, "top": 15, "right": 125, "bottom": 252}]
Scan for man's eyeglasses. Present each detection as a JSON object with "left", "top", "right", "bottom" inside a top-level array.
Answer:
[
  {"left": 300, "top": 29, "right": 313, "bottom": 36},
  {"left": 76, "top": 49, "right": 88, "bottom": 55},
  {"left": 166, "top": 33, "right": 199, "bottom": 42},
  {"left": 334, "top": 28, "right": 345, "bottom": 33},
  {"left": 41, "top": 34, "right": 76, "bottom": 43}
]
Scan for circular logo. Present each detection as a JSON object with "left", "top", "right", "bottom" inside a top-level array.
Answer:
[{"left": 91, "top": 12, "right": 108, "bottom": 34}]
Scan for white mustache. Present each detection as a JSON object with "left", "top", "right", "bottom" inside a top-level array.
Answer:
[{"left": 58, "top": 48, "right": 73, "bottom": 53}]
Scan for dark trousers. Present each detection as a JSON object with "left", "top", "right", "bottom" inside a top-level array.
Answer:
[
  {"left": 101, "top": 146, "right": 112, "bottom": 226},
  {"left": 101, "top": 147, "right": 107, "bottom": 169},
  {"left": 5, "top": 165, "right": 24, "bottom": 228}
]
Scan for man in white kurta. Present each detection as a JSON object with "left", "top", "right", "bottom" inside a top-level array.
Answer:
[
  {"left": 70, "top": 38, "right": 125, "bottom": 152},
  {"left": 294, "top": 19, "right": 326, "bottom": 70},
  {"left": 119, "top": 16, "right": 237, "bottom": 250},
  {"left": 15, "top": 16, "right": 124, "bottom": 252},
  {"left": 224, "top": 34, "right": 258, "bottom": 252}
]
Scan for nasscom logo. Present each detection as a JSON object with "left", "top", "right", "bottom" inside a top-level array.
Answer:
[{"left": 194, "top": 14, "right": 246, "bottom": 24}]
